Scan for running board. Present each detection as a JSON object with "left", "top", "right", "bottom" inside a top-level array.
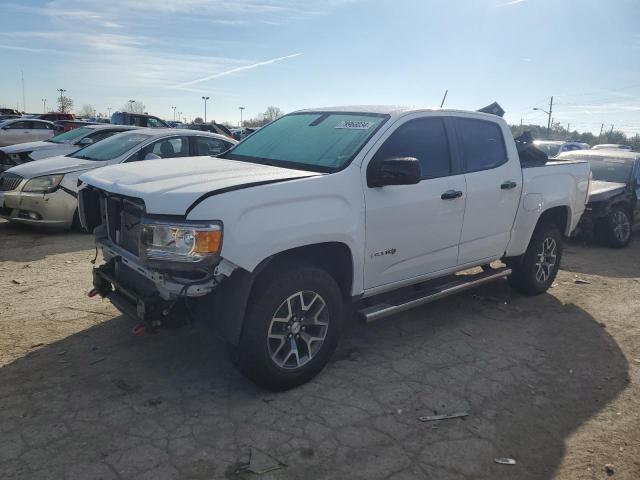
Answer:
[{"left": 358, "top": 267, "right": 512, "bottom": 323}]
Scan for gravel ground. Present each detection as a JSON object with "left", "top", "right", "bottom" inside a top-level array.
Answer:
[{"left": 1, "top": 218, "right": 639, "bottom": 480}]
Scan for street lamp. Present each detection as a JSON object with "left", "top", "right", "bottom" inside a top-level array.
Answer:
[
  {"left": 239, "top": 106, "right": 245, "bottom": 128},
  {"left": 107, "top": 107, "right": 112, "bottom": 117},
  {"left": 128, "top": 99, "right": 135, "bottom": 113},
  {"left": 171, "top": 106, "right": 177, "bottom": 122},
  {"left": 56, "top": 88, "right": 66, "bottom": 113},
  {"left": 201, "top": 96, "right": 210, "bottom": 123},
  {"left": 41, "top": 98, "right": 47, "bottom": 113}
]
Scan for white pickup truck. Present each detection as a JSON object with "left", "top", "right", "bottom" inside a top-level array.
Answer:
[{"left": 79, "top": 106, "right": 590, "bottom": 390}]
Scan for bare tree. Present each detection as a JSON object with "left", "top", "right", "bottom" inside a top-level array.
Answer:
[
  {"left": 121, "top": 100, "right": 147, "bottom": 114},
  {"left": 193, "top": 117, "right": 204, "bottom": 124},
  {"left": 78, "top": 104, "right": 96, "bottom": 117},
  {"left": 57, "top": 96, "right": 74, "bottom": 114},
  {"left": 263, "top": 106, "right": 283, "bottom": 122}
]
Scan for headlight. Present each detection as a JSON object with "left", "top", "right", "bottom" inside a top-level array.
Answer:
[
  {"left": 22, "top": 174, "right": 64, "bottom": 193},
  {"left": 140, "top": 220, "right": 222, "bottom": 265},
  {"left": 8, "top": 152, "right": 28, "bottom": 162}
]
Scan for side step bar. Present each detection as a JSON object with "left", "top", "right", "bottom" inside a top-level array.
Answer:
[{"left": 358, "top": 267, "right": 512, "bottom": 323}]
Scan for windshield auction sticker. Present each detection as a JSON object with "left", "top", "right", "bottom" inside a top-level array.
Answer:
[{"left": 335, "top": 120, "right": 374, "bottom": 130}]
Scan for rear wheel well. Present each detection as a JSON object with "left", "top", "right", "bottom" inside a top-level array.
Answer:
[
  {"left": 258, "top": 243, "right": 354, "bottom": 302},
  {"left": 537, "top": 206, "right": 570, "bottom": 236}
]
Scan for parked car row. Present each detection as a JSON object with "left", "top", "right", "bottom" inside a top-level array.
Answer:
[{"left": 0, "top": 128, "right": 236, "bottom": 228}]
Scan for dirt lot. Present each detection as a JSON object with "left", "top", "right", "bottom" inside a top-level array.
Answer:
[{"left": 1, "top": 218, "right": 639, "bottom": 480}]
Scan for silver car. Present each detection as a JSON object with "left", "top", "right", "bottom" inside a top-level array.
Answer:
[
  {"left": 0, "top": 128, "right": 236, "bottom": 229},
  {"left": 0, "top": 124, "right": 140, "bottom": 172},
  {"left": 0, "top": 118, "right": 57, "bottom": 147}
]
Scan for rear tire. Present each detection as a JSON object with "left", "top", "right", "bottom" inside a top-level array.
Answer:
[
  {"left": 234, "top": 260, "right": 344, "bottom": 391},
  {"left": 508, "top": 223, "right": 563, "bottom": 296},
  {"left": 601, "top": 206, "right": 632, "bottom": 248}
]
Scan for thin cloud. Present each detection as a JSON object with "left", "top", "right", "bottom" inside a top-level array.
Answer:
[
  {"left": 500, "top": 0, "right": 527, "bottom": 6},
  {"left": 174, "top": 53, "right": 302, "bottom": 88}
]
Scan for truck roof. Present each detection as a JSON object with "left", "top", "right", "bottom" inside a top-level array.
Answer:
[{"left": 293, "top": 105, "right": 504, "bottom": 121}]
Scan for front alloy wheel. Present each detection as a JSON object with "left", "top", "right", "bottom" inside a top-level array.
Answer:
[
  {"left": 268, "top": 291, "right": 329, "bottom": 369},
  {"left": 235, "top": 261, "right": 343, "bottom": 390},
  {"left": 605, "top": 208, "right": 632, "bottom": 248},
  {"left": 535, "top": 237, "right": 557, "bottom": 284}
]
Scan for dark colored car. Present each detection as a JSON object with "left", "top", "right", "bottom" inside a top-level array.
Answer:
[
  {"left": 560, "top": 150, "right": 640, "bottom": 247},
  {"left": 0, "top": 108, "right": 21, "bottom": 116},
  {"left": 188, "top": 122, "right": 234, "bottom": 139},
  {"left": 32, "top": 112, "right": 76, "bottom": 122},
  {"left": 111, "top": 112, "right": 168, "bottom": 128}
]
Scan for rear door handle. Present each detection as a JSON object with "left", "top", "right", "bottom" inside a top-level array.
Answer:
[
  {"left": 501, "top": 181, "right": 517, "bottom": 190},
  {"left": 441, "top": 189, "right": 463, "bottom": 200}
]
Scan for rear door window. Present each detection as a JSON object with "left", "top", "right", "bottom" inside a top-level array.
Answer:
[
  {"left": 456, "top": 118, "right": 508, "bottom": 172},
  {"left": 193, "top": 136, "right": 231, "bottom": 156},
  {"left": 372, "top": 117, "right": 452, "bottom": 179}
]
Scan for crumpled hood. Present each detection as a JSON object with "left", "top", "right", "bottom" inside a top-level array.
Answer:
[
  {"left": 79, "top": 156, "right": 321, "bottom": 215},
  {"left": 588, "top": 180, "right": 627, "bottom": 203},
  {"left": 5, "top": 154, "right": 107, "bottom": 178},
  {"left": 0, "top": 140, "right": 62, "bottom": 154}
]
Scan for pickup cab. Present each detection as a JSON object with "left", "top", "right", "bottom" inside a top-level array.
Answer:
[{"left": 78, "top": 106, "right": 590, "bottom": 390}]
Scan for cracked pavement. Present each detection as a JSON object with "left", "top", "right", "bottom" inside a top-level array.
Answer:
[{"left": 1, "top": 219, "right": 639, "bottom": 479}]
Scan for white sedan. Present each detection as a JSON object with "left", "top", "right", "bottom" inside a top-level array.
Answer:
[{"left": 0, "top": 118, "right": 57, "bottom": 147}]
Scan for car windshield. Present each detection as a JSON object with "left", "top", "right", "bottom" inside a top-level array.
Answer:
[
  {"left": 47, "top": 127, "right": 92, "bottom": 144},
  {"left": 224, "top": 112, "right": 389, "bottom": 172},
  {"left": 70, "top": 131, "right": 151, "bottom": 161},
  {"left": 588, "top": 157, "right": 634, "bottom": 183},
  {"left": 535, "top": 142, "right": 562, "bottom": 158}
]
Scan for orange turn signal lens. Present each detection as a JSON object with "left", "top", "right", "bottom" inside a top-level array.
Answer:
[{"left": 194, "top": 229, "right": 222, "bottom": 254}]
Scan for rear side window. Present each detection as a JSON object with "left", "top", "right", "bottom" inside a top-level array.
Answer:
[
  {"left": 373, "top": 117, "right": 451, "bottom": 179},
  {"left": 456, "top": 118, "right": 507, "bottom": 172},
  {"left": 194, "top": 136, "right": 230, "bottom": 156}
]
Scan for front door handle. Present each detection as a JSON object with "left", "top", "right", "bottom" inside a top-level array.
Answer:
[
  {"left": 501, "top": 181, "right": 517, "bottom": 190},
  {"left": 441, "top": 189, "right": 463, "bottom": 200}
]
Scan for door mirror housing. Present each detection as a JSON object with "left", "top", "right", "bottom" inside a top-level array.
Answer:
[
  {"left": 143, "top": 152, "right": 161, "bottom": 161},
  {"left": 367, "top": 157, "right": 422, "bottom": 187},
  {"left": 78, "top": 137, "right": 93, "bottom": 146}
]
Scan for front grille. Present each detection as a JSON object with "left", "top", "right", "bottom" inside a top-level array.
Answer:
[
  {"left": 0, "top": 173, "right": 22, "bottom": 191},
  {"left": 104, "top": 194, "right": 145, "bottom": 256}
]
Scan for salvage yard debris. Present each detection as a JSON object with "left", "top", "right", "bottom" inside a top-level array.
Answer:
[
  {"left": 494, "top": 457, "right": 517, "bottom": 465},
  {"left": 235, "top": 447, "right": 287, "bottom": 475},
  {"left": 419, "top": 411, "right": 469, "bottom": 422}
]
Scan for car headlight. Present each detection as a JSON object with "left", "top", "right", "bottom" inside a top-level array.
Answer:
[
  {"left": 140, "top": 220, "right": 223, "bottom": 266},
  {"left": 22, "top": 174, "right": 64, "bottom": 193},
  {"left": 8, "top": 152, "right": 28, "bottom": 162}
]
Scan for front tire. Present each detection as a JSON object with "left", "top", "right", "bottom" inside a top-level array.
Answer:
[
  {"left": 508, "top": 223, "right": 563, "bottom": 295},
  {"left": 234, "top": 260, "right": 344, "bottom": 391},
  {"left": 601, "top": 206, "right": 632, "bottom": 248}
]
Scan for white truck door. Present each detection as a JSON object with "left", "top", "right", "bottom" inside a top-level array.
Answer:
[
  {"left": 363, "top": 115, "right": 466, "bottom": 290},
  {"left": 454, "top": 117, "right": 522, "bottom": 265}
]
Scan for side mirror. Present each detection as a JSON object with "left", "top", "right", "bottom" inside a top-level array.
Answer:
[
  {"left": 78, "top": 137, "right": 93, "bottom": 146},
  {"left": 367, "top": 157, "right": 422, "bottom": 188},
  {"left": 143, "top": 153, "right": 161, "bottom": 161}
]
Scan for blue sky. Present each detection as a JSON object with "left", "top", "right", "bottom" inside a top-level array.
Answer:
[{"left": 1, "top": 0, "right": 639, "bottom": 135}]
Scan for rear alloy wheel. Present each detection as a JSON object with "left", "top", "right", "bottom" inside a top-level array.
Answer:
[
  {"left": 603, "top": 206, "right": 632, "bottom": 248},
  {"left": 508, "top": 223, "right": 563, "bottom": 295},
  {"left": 234, "top": 261, "right": 343, "bottom": 391}
]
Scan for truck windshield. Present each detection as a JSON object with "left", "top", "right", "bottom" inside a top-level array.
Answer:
[
  {"left": 588, "top": 158, "right": 634, "bottom": 183},
  {"left": 225, "top": 112, "right": 389, "bottom": 172},
  {"left": 70, "top": 132, "right": 151, "bottom": 161}
]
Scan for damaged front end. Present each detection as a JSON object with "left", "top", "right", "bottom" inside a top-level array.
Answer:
[{"left": 79, "top": 185, "right": 237, "bottom": 330}]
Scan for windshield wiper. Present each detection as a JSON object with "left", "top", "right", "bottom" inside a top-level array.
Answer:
[{"left": 72, "top": 155, "right": 93, "bottom": 160}]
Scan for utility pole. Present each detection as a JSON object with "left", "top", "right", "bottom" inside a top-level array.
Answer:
[
  {"left": 201, "top": 96, "right": 210, "bottom": 123},
  {"left": 107, "top": 107, "right": 112, "bottom": 117},
  {"left": 171, "top": 106, "right": 176, "bottom": 121},
  {"left": 567, "top": 123, "right": 570, "bottom": 133},
  {"left": 599, "top": 123, "right": 604, "bottom": 137},
  {"left": 532, "top": 95, "right": 553, "bottom": 135},
  {"left": 520, "top": 118, "right": 523, "bottom": 127},
  {"left": 21, "top": 70, "right": 26, "bottom": 113},
  {"left": 440, "top": 90, "right": 448, "bottom": 108},
  {"left": 41, "top": 98, "right": 46, "bottom": 113},
  {"left": 128, "top": 99, "right": 135, "bottom": 112},
  {"left": 239, "top": 106, "right": 245, "bottom": 127},
  {"left": 57, "top": 88, "right": 66, "bottom": 113}
]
